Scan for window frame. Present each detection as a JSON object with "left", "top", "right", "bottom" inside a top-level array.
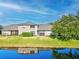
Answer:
[{"left": 30, "top": 25, "right": 35, "bottom": 28}]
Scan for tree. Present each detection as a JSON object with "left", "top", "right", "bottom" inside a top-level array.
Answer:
[{"left": 52, "top": 12, "right": 79, "bottom": 40}]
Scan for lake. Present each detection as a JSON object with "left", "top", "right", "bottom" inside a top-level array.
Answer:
[{"left": 0, "top": 48, "right": 79, "bottom": 59}]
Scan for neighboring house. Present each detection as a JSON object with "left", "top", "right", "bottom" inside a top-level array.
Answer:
[{"left": 2, "top": 22, "right": 52, "bottom": 36}]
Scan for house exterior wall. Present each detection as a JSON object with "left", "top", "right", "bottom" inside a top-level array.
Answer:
[
  {"left": 37, "top": 30, "right": 52, "bottom": 36},
  {"left": 18, "top": 26, "right": 30, "bottom": 35},
  {"left": 11, "top": 30, "right": 18, "bottom": 35},
  {"left": 30, "top": 25, "right": 38, "bottom": 35},
  {"left": 44, "top": 31, "right": 52, "bottom": 36},
  {"left": 18, "top": 25, "right": 38, "bottom": 35},
  {"left": 1, "top": 23, "right": 52, "bottom": 36},
  {"left": 2, "top": 30, "right": 11, "bottom": 35}
]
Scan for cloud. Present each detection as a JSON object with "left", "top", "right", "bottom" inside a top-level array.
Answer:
[
  {"left": 0, "top": 2, "right": 22, "bottom": 10},
  {"left": 65, "top": 2, "right": 79, "bottom": 14},
  {"left": 57, "top": 0, "right": 79, "bottom": 18},
  {"left": 73, "top": 0, "right": 79, "bottom": 2},
  {"left": 0, "top": 12, "right": 4, "bottom": 17},
  {"left": 0, "top": 2, "right": 56, "bottom": 15}
]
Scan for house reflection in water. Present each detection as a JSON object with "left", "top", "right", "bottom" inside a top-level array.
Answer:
[{"left": 17, "top": 48, "right": 38, "bottom": 54}]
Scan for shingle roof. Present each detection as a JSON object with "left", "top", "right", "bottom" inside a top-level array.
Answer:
[
  {"left": 2, "top": 22, "right": 52, "bottom": 31},
  {"left": 38, "top": 24, "right": 52, "bottom": 30},
  {"left": 2, "top": 24, "right": 18, "bottom": 31}
]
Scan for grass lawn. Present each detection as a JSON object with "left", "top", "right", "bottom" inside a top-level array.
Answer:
[{"left": 0, "top": 36, "right": 79, "bottom": 48}]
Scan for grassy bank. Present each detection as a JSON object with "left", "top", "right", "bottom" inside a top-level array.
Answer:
[{"left": 0, "top": 36, "right": 79, "bottom": 48}]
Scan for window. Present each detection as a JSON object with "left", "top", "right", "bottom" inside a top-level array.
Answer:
[
  {"left": 30, "top": 25, "right": 35, "bottom": 28},
  {"left": 38, "top": 25, "right": 39, "bottom": 28},
  {"left": 39, "top": 33, "right": 45, "bottom": 36},
  {"left": 30, "top": 50, "right": 35, "bottom": 54}
]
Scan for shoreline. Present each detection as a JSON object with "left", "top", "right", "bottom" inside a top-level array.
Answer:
[{"left": 0, "top": 45, "right": 79, "bottom": 49}]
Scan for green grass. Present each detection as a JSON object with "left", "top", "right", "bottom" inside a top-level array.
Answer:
[{"left": 0, "top": 36, "right": 79, "bottom": 48}]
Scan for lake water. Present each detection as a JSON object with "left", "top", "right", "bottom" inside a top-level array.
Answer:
[{"left": 0, "top": 48, "right": 79, "bottom": 59}]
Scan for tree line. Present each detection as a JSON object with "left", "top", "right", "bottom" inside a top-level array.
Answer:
[{"left": 51, "top": 12, "right": 79, "bottom": 40}]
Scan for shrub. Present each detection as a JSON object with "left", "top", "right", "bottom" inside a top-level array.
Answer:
[
  {"left": 21, "top": 32, "right": 33, "bottom": 37},
  {"left": 50, "top": 33, "right": 57, "bottom": 39},
  {"left": 75, "top": 35, "right": 79, "bottom": 40}
]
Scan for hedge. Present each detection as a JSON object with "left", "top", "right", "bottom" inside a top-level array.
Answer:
[{"left": 21, "top": 32, "right": 33, "bottom": 37}]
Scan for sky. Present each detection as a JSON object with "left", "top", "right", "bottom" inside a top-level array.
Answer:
[{"left": 0, "top": 0, "right": 79, "bottom": 25}]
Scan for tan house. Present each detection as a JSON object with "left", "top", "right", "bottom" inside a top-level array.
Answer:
[{"left": 2, "top": 22, "right": 52, "bottom": 36}]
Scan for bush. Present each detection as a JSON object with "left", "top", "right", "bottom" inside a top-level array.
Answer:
[
  {"left": 21, "top": 32, "right": 33, "bottom": 37},
  {"left": 75, "top": 35, "right": 79, "bottom": 40}
]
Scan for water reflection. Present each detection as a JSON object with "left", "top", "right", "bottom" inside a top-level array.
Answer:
[
  {"left": 0, "top": 48, "right": 79, "bottom": 59},
  {"left": 53, "top": 49, "right": 79, "bottom": 59}
]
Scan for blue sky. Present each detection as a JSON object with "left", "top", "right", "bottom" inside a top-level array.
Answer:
[{"left": 0, "top": 0, "right": 79, "bottom": 25}]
